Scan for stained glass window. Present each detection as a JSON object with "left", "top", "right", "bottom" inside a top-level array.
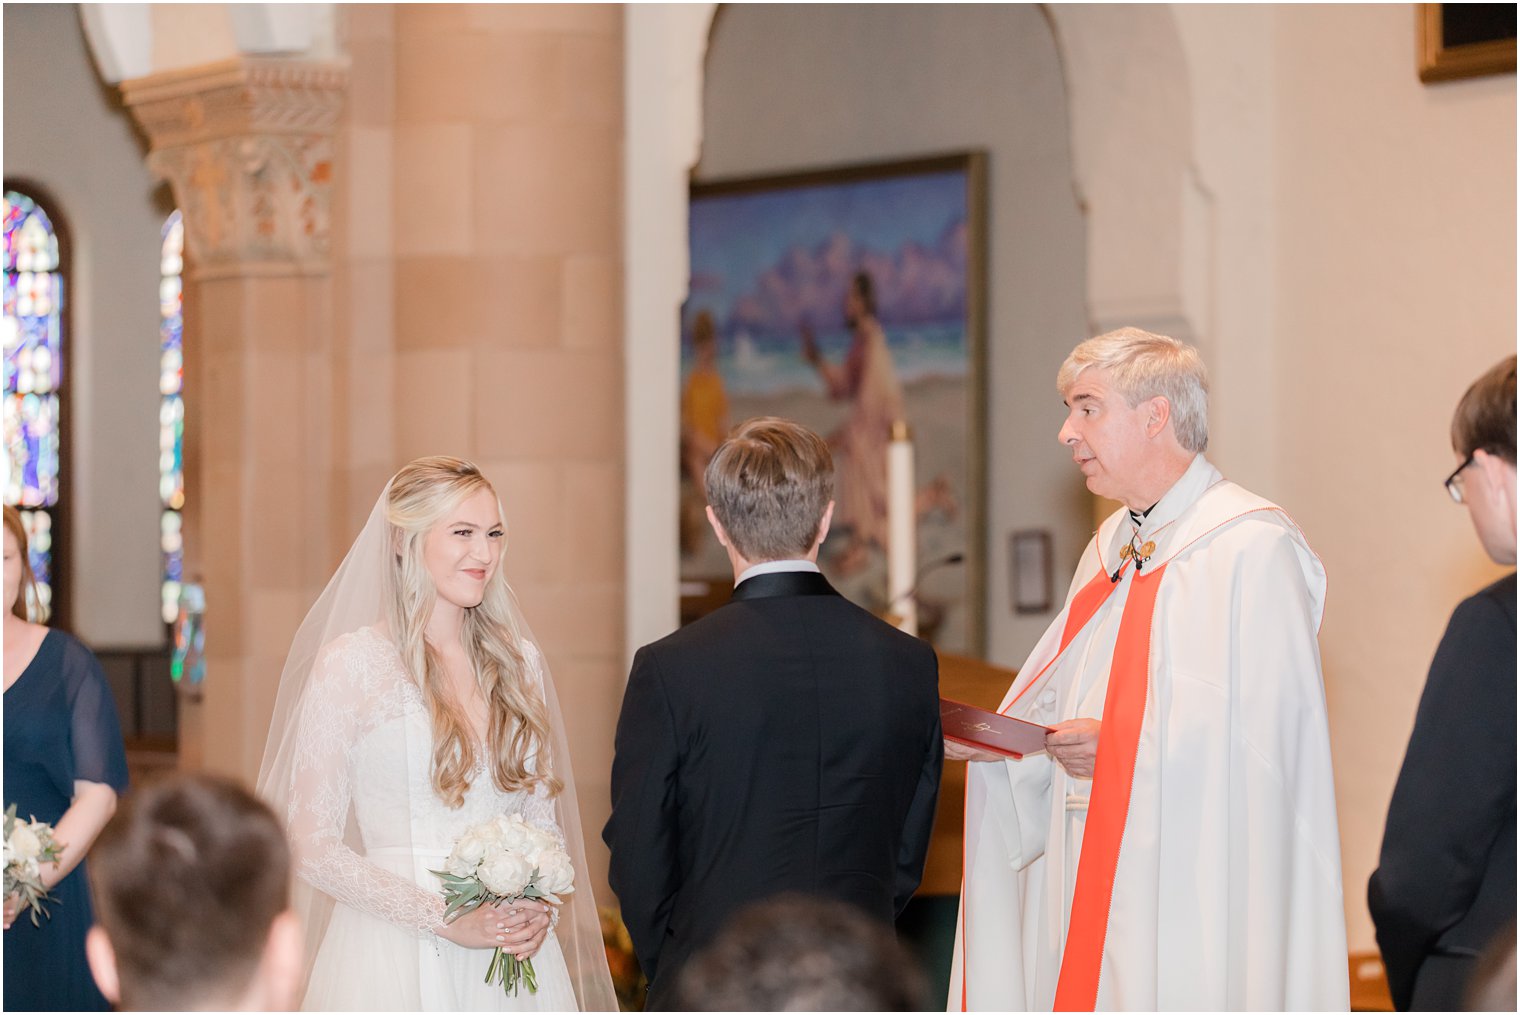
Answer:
[
  {"left": 161, "top": 211, "right": 185, "bottom": 624},
  {"left": 3, "top": 190, "right": 62, "bottom": 619}
]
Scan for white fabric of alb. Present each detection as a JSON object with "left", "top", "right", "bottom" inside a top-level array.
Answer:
[
  {"left": 951, "top": 455, "right": 1349, "bottom": 1011},
  {"left": 256, "top": 487, "right": 617, "bottom": 1011}
]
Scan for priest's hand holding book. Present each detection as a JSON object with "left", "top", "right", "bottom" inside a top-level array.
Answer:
[{"left": 1045, "top": 718, "right": 1100, "bottom": 778}]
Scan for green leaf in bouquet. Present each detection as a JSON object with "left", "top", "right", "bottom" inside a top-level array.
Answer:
[
  {"left": 26, "top": 889, "right": 53, "bottom": 927},
  {"left": 442, "top": 883, "right": 486, "bottom": 922}
]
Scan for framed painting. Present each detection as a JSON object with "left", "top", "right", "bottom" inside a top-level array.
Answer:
[
  {"left": 1419, "top": 3, "right": 1517, "bottom": 83},
  {"left": 680, "top": 152, "right": 987, "bottom": 655}
]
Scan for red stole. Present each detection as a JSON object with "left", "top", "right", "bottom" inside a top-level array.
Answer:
[{"left": 1003, "top": 559, "right": 1168, "bottom": 1012}]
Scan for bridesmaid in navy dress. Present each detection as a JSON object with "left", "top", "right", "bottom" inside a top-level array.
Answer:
[{"left": 3, "top": 506, "right": 128, "bottom": 1011}]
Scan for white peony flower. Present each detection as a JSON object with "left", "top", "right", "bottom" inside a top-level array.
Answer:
[
  {"left": 535, "top": 851, "right": 575, "bottom": 896},
  {"left": 478, "top": 851, "right": 534, "bottom": 897},
  {"left": 492, "top": 814, "right": 532, "bottom": 852},
  {"left": 522, "top": 823, "right": 558, "bottom": 856},
  {"left": 446, "top": 826, "right": 496, "bottom": 876},
  {"left": 9, "top": 825, "right": 42, "bottom": 863}
]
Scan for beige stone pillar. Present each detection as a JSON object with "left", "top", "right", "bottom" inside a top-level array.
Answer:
[
  {"left": 387, "top": 4, "right": 625, "bottom": 902},
  {"left": 120, "top": 58, "right": 347, "bottom": 781}
]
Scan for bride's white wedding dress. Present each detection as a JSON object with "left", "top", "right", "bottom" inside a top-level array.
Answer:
[{"left": 288, "top": 627, "right": 579, "bottom": 1011}]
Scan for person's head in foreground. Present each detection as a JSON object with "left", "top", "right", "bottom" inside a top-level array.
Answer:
[
  {"left": 86, "top": 774, "right": 301, "bottom": 1011},
  {"left": 1056, "top": 327, "right": 1209, "bottom": 511},
  {"left": 676, "top": 893, "right": 928, "bottom": 1011},
  {"left": 1446, "top": 355, "right": 1517, "bottom": 566},
  {"left": 704, "top": 416, "right": 835, "bottom": 568}
]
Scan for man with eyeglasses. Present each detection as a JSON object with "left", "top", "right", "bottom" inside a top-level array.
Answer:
[{"left": 1370, "top": 355, "right": 1517, "bottom": 1011}]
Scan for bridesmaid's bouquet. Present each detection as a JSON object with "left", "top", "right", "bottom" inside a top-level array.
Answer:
[
  {"left": 3, "top": 804, "right": 62, "bottom": 926},
  {"left": 431, "top": 813, "right": 575, "bottom": 996}
]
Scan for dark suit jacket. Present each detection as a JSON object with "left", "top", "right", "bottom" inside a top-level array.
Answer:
[
  {"left": 1369, "top": 573, "right": 1517, "bottom": 1011},
  {"left": 602, "top": 570, "right": 942, "bottom": 1010}
]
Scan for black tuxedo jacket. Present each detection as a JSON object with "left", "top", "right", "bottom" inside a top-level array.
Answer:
[
  {"left": 1369, "top": 573, "right": 1517, "bottom": 1010},
  {"left": 602, "top": 570, "right": 942, "bottom": 1010}
]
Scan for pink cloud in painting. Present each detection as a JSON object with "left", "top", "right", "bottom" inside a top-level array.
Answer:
[{"left": 728, "top": 220, "right": 966, "bottom": 334}]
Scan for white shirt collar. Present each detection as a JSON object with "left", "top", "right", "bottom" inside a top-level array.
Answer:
[
  {"left": 735, "top": 559, "right": 822, "bottom": 587},
  {"left": 1132, "top": 454, "right": 1222, "bottom": 539}
]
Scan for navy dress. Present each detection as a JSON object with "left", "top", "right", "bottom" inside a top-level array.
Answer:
[{"left": 3, "top": 630, "right": 129, "bottom": 1012}]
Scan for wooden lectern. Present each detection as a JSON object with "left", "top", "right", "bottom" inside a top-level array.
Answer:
[{"left": 917, "top": 651, "right": 1018, "bottom": 896}]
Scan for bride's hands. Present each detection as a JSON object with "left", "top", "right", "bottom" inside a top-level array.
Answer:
[
  {"left": 498, "top": 900, "right": 553, "bottom": 960},
  {"left": 437, "top": 899, "right": 554, "bottom": 956}
]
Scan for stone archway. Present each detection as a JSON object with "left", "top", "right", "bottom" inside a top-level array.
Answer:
[{"left": 621, "top": 3, "right": 1204, "bottom": 658}]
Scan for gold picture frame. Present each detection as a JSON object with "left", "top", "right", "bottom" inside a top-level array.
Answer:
[{"left": 1418, "top": 3, "right": 1516, "bottom": 84}]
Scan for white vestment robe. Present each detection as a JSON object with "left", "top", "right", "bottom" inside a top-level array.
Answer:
[{"left": 951, "top": 456, "right": 1348, "bottom": 1011}]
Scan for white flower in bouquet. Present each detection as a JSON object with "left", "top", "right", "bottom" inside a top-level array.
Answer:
[
  {"left": 8, "top": 824, "right": 42, "bottom": 863},
  {"left": 445, "top": 825, "right": 496, "bottom": 877},
  {"left": 430, "top": 813, "right": 578, "bottom": 997},
  {"left": 3, "top": 804, "right": 63, "bottom": 927},
  {"left": 478, "top": 851, "right": 534, "bottom": 897},
  {"left": 535, "top": 851, "right": 575, "bottom": 896},
  {"left": 523, "top": 823, "right": 559, "bottom": 857},
  {"left": 490, "top": 813, "right": 534, "bottom": 851}
]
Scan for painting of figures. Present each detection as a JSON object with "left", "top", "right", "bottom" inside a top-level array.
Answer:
[{"left": 681, "top": 153, "right": 986, "bottom": 654}]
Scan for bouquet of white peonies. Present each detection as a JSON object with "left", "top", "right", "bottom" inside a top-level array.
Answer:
[
  {"left": 431, "top": 813, "right": 575, "bottom": 996},
  {"left": 3, "top": 804, "right": 63, "bottom": 926}
]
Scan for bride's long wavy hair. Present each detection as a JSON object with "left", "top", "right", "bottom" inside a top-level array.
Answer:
[{"left": 383, "top": 456, "right": 561, "bottom": 808}]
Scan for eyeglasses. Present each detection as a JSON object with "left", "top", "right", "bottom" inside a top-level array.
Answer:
[{"left": 1444, "top": 453, "right": 1476, "bottom": 504}]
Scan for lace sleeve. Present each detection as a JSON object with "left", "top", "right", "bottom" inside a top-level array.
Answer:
[
  {"left": 520, "top": 781, "right": 566, "bottom": 852},
  {"left": 286, "top": 639, "right": 446, "bottom": 937}
]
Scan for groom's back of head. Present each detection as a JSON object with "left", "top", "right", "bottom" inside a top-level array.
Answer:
[
  {"left": 86, "top": 773, "right": 301, "bottom": 1011},
  {"left": 704, "top": 416, "right": 834, "bottom": 563}
]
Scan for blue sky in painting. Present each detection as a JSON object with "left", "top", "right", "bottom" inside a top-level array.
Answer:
[{"left": 688, "top": 170, "right": 967, "bottom": 335}]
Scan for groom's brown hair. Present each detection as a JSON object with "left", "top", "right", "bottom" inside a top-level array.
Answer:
[
  {"left": 88, "top": 774, "right": 291, "bottom": 1010},
  {"left": 705, "top": 417, "right": 834, "bottom": 562}
]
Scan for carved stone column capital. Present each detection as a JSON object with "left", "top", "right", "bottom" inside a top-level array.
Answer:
[{"left": 120, "top": 57, "right": 347, "bottom": 278}]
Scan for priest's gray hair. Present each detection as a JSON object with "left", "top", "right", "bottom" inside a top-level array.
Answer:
[{"left": 1057, "top": 327, "right": 1210, "bottom": 453}]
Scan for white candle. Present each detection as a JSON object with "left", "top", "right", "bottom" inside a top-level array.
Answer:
[{"left": 887, "top": 420, "right": 917, "bottom": 637}]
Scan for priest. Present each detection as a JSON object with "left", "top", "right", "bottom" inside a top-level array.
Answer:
[{"left": 950, "top": 328, "right": 1348, "bottom": 1011}]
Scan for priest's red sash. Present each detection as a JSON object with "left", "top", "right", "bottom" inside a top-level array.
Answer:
[{"left": 994, "top": 559, "right": 1168, "bottom": 1012}]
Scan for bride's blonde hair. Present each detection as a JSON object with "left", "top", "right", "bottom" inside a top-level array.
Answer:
[{"left": 383, "top": 456, "right": 560, "bottom": 808}]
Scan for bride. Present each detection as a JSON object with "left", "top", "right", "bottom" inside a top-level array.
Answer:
[{"left": 257, "top": 457, "right": 616, "bottom": 1011}]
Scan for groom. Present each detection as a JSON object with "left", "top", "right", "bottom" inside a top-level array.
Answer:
[{"left": 604, "top": 416, "right": 942, "bottom": 1010}]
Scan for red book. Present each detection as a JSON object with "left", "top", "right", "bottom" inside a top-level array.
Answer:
[{"left": 940, "top": 697, "right": 1052, "bottom": 759}]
